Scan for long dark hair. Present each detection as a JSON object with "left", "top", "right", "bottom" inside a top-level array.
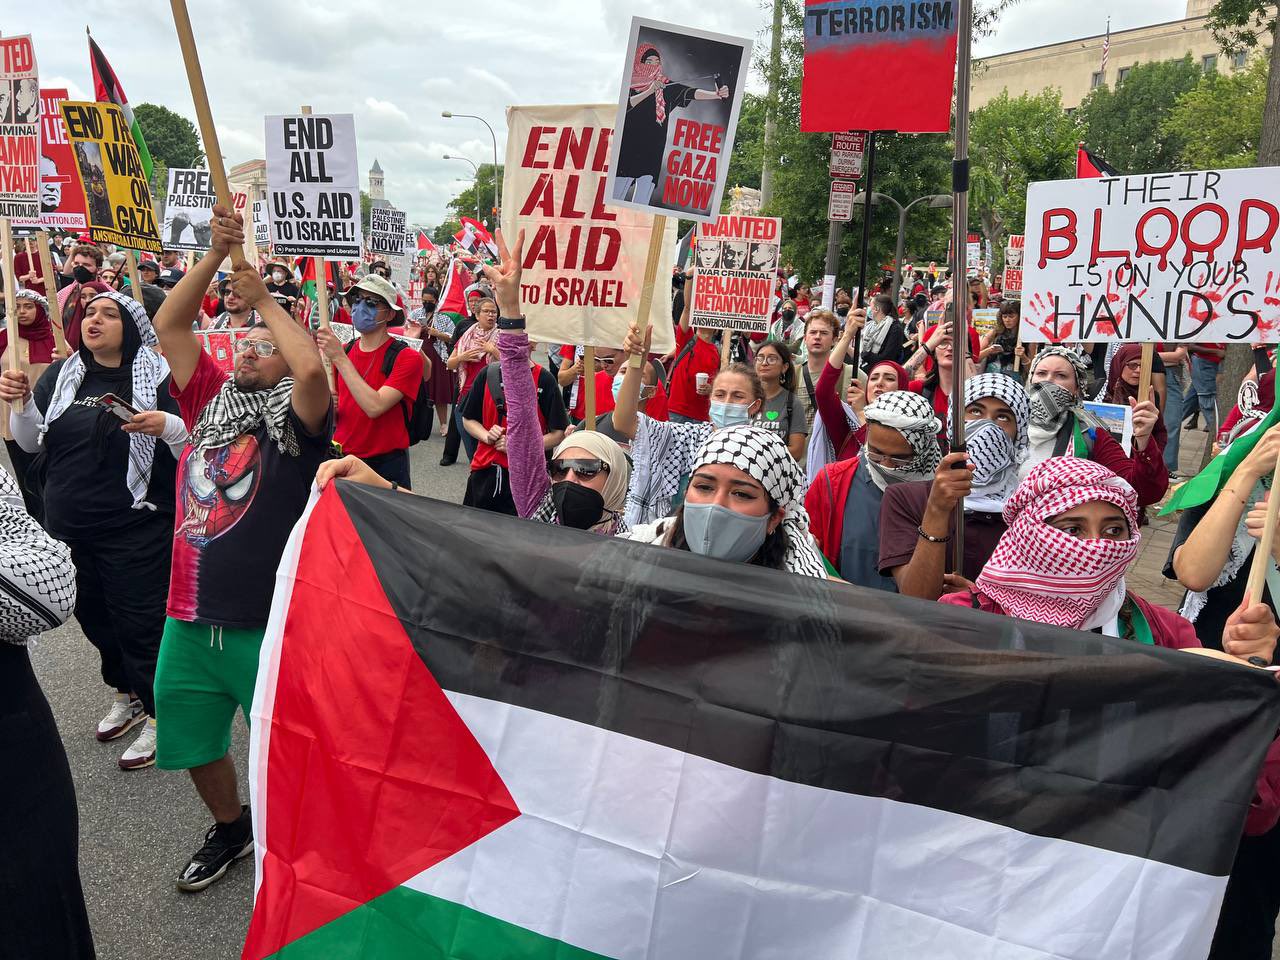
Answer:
[
  {"left": 755, "top": 340, "right": 795, "bottom": 393},
  {"left": 666, "top": 499, "right": 789, "bottom": 570}
]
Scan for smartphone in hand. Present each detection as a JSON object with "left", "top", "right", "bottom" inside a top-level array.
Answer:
[{"left": 97, "top": 393, "right": 140, "bottom": 423}]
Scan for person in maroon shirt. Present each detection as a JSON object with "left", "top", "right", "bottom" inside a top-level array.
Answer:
[
  {"left": 667, "top": 271, "right": 720, "bottom": 423},
  {"left": 316, "top": 274, "right": 424, "bottom": 488}
]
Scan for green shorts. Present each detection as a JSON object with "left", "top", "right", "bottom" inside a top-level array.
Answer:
[{"left": 154, "top": 617, "right": 265, "bottom": 770}]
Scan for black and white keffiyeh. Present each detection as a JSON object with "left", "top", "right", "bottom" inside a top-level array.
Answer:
[
  {"left": 0, "top": 467, "right": 75, "bottom": 646},
  {"left": 948, "top": 373, "right": 1030, "bottom": 512},
  {"left": 950, "top": 372, "right": 1030, "bottom": 463},
  {"left": 189, "top": 377, "right": 299, "bottom": 461},
  {"left": 862, "top": 390, "right": 942, "bottom": 486},
  {"left": 1028, "top": 347, "right": 1089, "bottom": 432},
  {"left": 687, "top": 424, "right": 828, "bottom": 578},
  {"left": 40, "top": 291, "right": 168, "bottom": 511},
  {"left": 624, "top": 415, "right": 715, "bottom": 528}
]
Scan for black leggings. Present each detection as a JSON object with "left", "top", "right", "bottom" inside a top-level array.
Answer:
[
  {"left": 1210, "top": 823, "right": 1280, "bottom": 958},
  {"left": 67, "top": 511, "right": 173, "bottom": 717},
  {"left": 4, "top": 438, "right": 44, "bottom": 524}
]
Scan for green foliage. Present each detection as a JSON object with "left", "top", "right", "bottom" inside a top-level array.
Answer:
[
  {"left": 135, "top": 102, "right": 203, "bottom": 199},
  {"left": 1207, "top": 0, "right": 1278, "bottom": 52},
  {"left": 725, "top": 93, "right": 767, "bottom": 194},
  {"left": 1074, "top": 57, "right": 1204, "bottom": 174},
  {"left": 432, "top": 220, "right": 462, "bottom": 246},
  {"left": 969, "top": 89, "right": 1076, "bottom": 255},
  {"left": 360, "top": 190, "right": 372, "bottom": 235},
  {"left": 446, "top": 163, "right": 503, "bottom": 227},
  {"left": 1162, "top": 54, "right": 1267, "bottom": 168}
]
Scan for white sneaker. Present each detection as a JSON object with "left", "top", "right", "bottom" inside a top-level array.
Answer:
[
  {"left": 97, "top": 695, "right": 144, "bottom": 742},
  {"left": 119, "top": 718, "right": 156, "bottom": 770}
]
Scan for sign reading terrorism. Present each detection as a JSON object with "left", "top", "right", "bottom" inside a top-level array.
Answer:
[
  {"left": 0, "top": 36, "right": 41, "bottom": 225},
  {"left": 58, "top": 100, "right": 161, "bottom": 253},
  {"left": 265, "top": 113, "right": 362, "bottom": 259},
  {"left": 691, "top": 214, "right": 782, "bottom": 334},
  {"left": 1021, "top": 167, "right": 1280, "bottom": 343}
]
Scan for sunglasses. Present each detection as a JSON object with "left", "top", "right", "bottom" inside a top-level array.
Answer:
[
  {"left": 234, "top": 338, "right": 278, "bottom": 358},
  {"left": 348, "top": 295, "right": 386, "bottom": 310},
  {"left": 550, "top": 458, "right": 609, "bottom": 481}
]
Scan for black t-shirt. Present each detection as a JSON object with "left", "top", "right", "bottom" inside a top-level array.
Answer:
[
  {"left": 33, "top": 358, "right": 180, "bottom": 541},
  {"left": 459, "top": 364, "right": 569, "bottom": 436},
  {"left": 167, "top": 350, "right": 334, "bottom": 627},
  {"left": 1164, "top": 500, "right": 1276, "bottom": 650},
  {"left": 617, "top": 82, "right": 696, "bottom": 180}
]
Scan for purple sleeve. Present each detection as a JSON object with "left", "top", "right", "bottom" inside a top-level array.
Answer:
[{"left": 499, "top": 330, "right": 552, "bottom": 518}]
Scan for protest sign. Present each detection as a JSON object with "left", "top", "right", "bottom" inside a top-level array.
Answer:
[
  {"left": 502, "top": 103, "right": 677, "bottom": 352},
  {"left": 368, "top": 205, "right": 407, "bottom": 256},
  {"left": 690, "top": 214, "right": 781, "bottom": 334},
  {"left": 605, "top": 18, "right": 751, "bottom": 222},
  {"left": 1082, "top": 400, "right": 1135, "bottom": 456},
  {"left": 828, "top": 179, "right": 855, "bottom": 222},
  {"left": 1003, "top": 234, "right": 1024, "bottom": 296},
  {"left": 971, "top": 307, "right": 998, "bottom": 337},
  {"left": 58, "top": 101, "right": 161, "bottom": 253},
  {"left": 829, "top": 132, "right": 866, "bottom": 179},
  {"left": 0, "top": 36, "right": 41, "bottom": 226},
  {"left": 1021, "top": 166, "right": 1280, "bottom": 343},
  {"left": 801, "top": 0, "right": 959, "bottom": 134},
  {"left": 264, "top": 113, "right": 361, "bottom": 259},
  {"left": 163, "top": 167, "right": 218, "bottom": 250},
  {"left": 253, "top": 199, "right": 269, "bottom": 248},
  {"left": 195, "top": 328, "right": 251, "bottom": 374},
  {"left": 34, "top": 89, "right": 87, "bottom": 232}
]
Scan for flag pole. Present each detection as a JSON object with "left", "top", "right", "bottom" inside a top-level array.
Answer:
[
  {"left": 301, "top": 105, "right": 336, "bottom": 393},
  {"left": 950, "top": 0, "right": 974, "bottom": 572},
  {"left": 0, "top": 220, "right": 20, "bottom": 382}
]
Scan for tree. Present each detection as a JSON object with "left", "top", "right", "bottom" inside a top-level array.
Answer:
[
  {"left": 969, "top": 90, "right": 1076, "bottom": 263},
  {"left": 1207, "top": 0, "right": 1280, "bottom": 165},
  {"left": 432, "top": 220, "right": 462, "bottom": 246},
  {"left": 360, "top": 190, "right": 372, "bottom": 235},
  {"left": 725, "top": 93, "right": 767, "bottom": 194},
  {"left": 134, "top": 102, "right": 202, "bottom": 196},
  {"left": 1162, "top": 54, "right": 1267, "bottom": 169},
  {"left": 446, "top": 163, "right": 503, "bottom": 227},
  {"left": 1074, "top": 57, "right": 1204, "bottom": 174}
]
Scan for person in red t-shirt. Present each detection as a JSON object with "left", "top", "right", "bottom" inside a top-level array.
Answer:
[
  {"left": 557, "top": 344, "right": 621, "bottom": 423},
  {"left": 667, "top": 271, "right": 721, "bottom": 423},
  {"left": 316, "top": 274, "right": 424, "bottom": 488}
]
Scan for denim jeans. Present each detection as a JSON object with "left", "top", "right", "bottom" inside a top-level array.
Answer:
[
  {"left": 454, "top": 404, "right": 477, "bottom": 461},
  {"left": 1191, "top": 355, "right": 1220, "bottom": 437},
  {"left": 1162, "top": 365, "right": 1186, "bottom": 473}
]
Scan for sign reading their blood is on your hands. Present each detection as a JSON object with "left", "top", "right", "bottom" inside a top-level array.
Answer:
[{"left": 1020, "top": 167, "right": 1280, "bottom": 344}]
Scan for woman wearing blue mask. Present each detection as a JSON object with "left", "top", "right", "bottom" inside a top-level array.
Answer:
[
  {"left": 622, "top": 423, "right": 829, "bottom": 578},
  {"left": 612, "top": 320, "right": 766, "bottom": 527}
]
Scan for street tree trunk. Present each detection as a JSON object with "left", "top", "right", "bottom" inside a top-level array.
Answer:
[{"left": 759, "top": 0, "right": 784, "bottom": 210}]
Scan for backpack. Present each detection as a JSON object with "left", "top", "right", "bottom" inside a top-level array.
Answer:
[{"left": 344, "top": 338, "right": 433, "bottom": 446}]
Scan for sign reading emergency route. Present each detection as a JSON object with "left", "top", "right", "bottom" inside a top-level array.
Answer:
[
  {"left": 829, "top": 132, "right": 866, "bottom": 179},
  {"left": 828, "top": 179, "right": 855, "bottom": 222}
]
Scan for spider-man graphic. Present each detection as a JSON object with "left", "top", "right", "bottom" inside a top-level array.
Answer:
[{"left": 177, "top": 435, "right": 262, "bottom": 547}]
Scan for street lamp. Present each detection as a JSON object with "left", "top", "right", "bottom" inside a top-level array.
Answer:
[
  {"left": 443, "top": 154, "right": 482, "bottom": 221},
  {"left": 853, "top": 191, "right": 952, "bottom": 302},
  {"left": 443, "top": 110, "right": 500, "bottom": 219}
]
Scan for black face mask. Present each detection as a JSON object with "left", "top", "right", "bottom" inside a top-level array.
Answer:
[
  {"left": 835, "top": 305, "right": 850, "bottom": 317},
  {"left": 551, "top": 480, "right": 605, "bottom": 530},
  {"left": 781, "top": 309, "right": 796, "bottom": 321},
  {"left": 73, "top": 265, "right": 95, "bottom": 284},
  {"left": 422, "top": 301, "right": 437, "bottom": 314}
]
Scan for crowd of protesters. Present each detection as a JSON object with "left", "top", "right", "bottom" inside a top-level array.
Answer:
[{"left": 4, "top": 205, "right": 1280, "bottom": 960}]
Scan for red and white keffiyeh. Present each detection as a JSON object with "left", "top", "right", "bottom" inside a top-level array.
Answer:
[
  {"left": 976, "top": 458, "right": 1140, "bottom": 630},
  {"left": 630, "top": 43, "right": 669, "bottom": 123}
]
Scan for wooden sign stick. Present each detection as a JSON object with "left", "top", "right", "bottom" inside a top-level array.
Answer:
[
  {"left": 34, "top": 231, "right": 70, "bottom": 356},
  {"left": 583, "top": 346, "right": 597, "bottom": 430},
  {"left": 720, "top": 327, "right": 732, "bottom": 370},
  {"left": 0, "top": 220, "right": 19, "bottom": 376},
  {"left": 1136, "top": 342, "right": 1154, "bottom": 402},
  {"left": 627, "top": 214, "right": 667, "bottom": 370},
  {"left": 1246, "top": 455, "right": 1280, "bottom": 604},
  {"left": 124, "top": 249, "right": 143, "bottom": 304}
]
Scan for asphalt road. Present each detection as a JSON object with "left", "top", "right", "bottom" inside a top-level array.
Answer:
[{"left": 20, "top": 434, "right": 467, "bottom": 960}]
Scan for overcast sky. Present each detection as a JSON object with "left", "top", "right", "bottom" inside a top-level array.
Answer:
[{"left": 27, "top": 0, "right": 1188, "bottom": 227}]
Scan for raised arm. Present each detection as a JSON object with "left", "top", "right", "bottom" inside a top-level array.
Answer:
[{"left": 610, "top": 321, "right": 652, "bottom": 441}]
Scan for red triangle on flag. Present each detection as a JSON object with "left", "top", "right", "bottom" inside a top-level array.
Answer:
[{"left": 242, "top": 492, "right": 520, "bottom": 960}]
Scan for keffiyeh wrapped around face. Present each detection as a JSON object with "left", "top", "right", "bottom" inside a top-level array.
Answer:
[
  {"left": 950, "top": 373, "right": 1031, "bottom": 511},
  {"left": 689, "top": 424, "right": 828, "bottom": 578},
  {"left": 977, "top": 458, "right": 1140, "bottom": 630},
  {"left": 630, "top": 43, "right": 669, "bottom": 123},
  {"left": 862, "top": 390, "right": 942, "bottom": 482}
]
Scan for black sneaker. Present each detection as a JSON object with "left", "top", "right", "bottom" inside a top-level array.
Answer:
[
  {"left": 438, "top": 455, "right": 456, "bottom": 466},
  {"left": 176, "top": 805, "right": 254, "bottom": 892}
]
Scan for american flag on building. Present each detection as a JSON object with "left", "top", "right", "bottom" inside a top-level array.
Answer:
[{"left": 1100, "top": 18, "right": 1110, "bottom": 75}]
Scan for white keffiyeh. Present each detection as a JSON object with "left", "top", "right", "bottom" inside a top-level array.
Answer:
[
  {"left": 624, "top": 414, "right": 714, "bottom": 528},
  {"left": 949, "top": 372, "right": 1030, "bottom": 512},
  {"left": 40, "top": 291, "right": 168, "bottom": 511}
]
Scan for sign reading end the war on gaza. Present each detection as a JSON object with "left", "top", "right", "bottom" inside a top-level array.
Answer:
[{"left": 1021, "top": 167, "right": 1280, "bottom": 344}]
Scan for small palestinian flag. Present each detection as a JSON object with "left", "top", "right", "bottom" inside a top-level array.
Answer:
[
  {"left": 415, "top": 231, "right": 437, "bottom": 256},
  {"left": 89, "top": 32, "right": 154, "bottom": 182},
  {"left": 453, "top": 216, "right": 499, "bottom": 260},
  {"left": 244, "top": 485, "right": 1280, "bottom": 959},
  {"left": 436, "top": 258, "right": 472, "bottom": 317},
  {"left": 1077, "top": 144, "right": 1122, "bottom": 179}
]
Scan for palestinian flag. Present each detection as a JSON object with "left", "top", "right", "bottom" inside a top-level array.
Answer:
[
  {"left": 436, "top": 258, "right": 472, "bottom": 317},
  {"left": 244, "top": 485, "right": 1280, "bottom": 959},
  {"left": 1162, "top": 403, "right": 1280, "bottom": 515},
  {"left": 88, "top": 33, "right": 154, "bottom": 182},
  {"left": 415, "top": 231, "right": 437, "bottom": 256},
  {"left": 298, "top": 258, "right": 340, "bottom": 325},
  {"left": 1077, "top": 144, "right": 1121, "bottom": 179},
  {"left": 453, "top": 216, "right": 499, "bottom": 260}
]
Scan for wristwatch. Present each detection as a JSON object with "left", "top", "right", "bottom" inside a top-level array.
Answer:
[{"left": 497, "top": 315, "right": 526, "bottom": 330}]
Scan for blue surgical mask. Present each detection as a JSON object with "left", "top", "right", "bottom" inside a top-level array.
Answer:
[
  {"left": 709, "top": 400, "right": 752, "bottom": 430},
  {"left": 682, "top": 501, "right": 770, "bottom": 563},
  {"left": 612, "top": 371, "right": 627, "bottom": 402},
  {"left": 351, "top": 300, "right": 382, "bottom": 333}
]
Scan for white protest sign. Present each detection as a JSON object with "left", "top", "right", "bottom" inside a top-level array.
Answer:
[
  {"left": 163, "top": 168, "right": 217, "bottom": 251},
  {"left": 605, "top": 18, "right": 752, "bottom": 223},
  {"left": 1, "top": 36, "right": 41, "bottom": 227},
  {"left": 690, "top": 214, "right": 781, "bottom": 334},
  {"left": 1022, "top": 167, "right": 1280, "bottom": 343},
  {"left": 503, "top": 103, "right": 676, "bottom": 352},
  {"left": 368, "top": 205, "right": 407, "bottom": 256},
  {"left": 253, "top": 200, "right": 269, "bottom": 248},
  {"left": 264, "top": 113, "right": 361, "bottom": 260}
]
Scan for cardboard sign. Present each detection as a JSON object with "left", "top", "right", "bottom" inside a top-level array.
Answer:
[
  {"left": 801, "top": 0, "right": 959, "bottom": 134},
  {"left": 368, "top": 206, "right": 407, "bottom": 257},
  {"left": 605, "top": 17, "right": 752, "bottom": 223},
  {"left": 828, "top": 179, "right": 855, "bottom": 222},
  {"left": 503, "top": 103, "right": 676, "bottom": 352},
  {"left": 58, "top": 101, "right": 161, "bottom": 253},
  {"left": 195, "top": 328, "right": 251, "bottom": 374},
  {"left": 253, "top": 199, "right": 269, "bottom": 248},
  {"left": 829, "top": 132, "right": 866, "bottom": 179},
  {"left": 971, "top": 307, "right": 999, "bottom": 337},
  {"left": 690, "top": 214, "right": 782, "bottom": 334},
  {"left": 0, "top": 36, "right": 41, "bottom": 225},
  {"left": 163, "top": 167, "right": 219, "bottom": 251},
  {"left": 1021, "top": 167, "right": 1280, "bottom": 343},
  {"left": 1003, "top": 234, "right": 1024, "bottom": 296},
  {"left": 265, "top": 113, "right": 361, "bottom": 259}
]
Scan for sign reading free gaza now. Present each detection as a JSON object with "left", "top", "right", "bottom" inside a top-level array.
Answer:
[{"left": 1020, "top": 167, "right": 1280, "bottom": 344}]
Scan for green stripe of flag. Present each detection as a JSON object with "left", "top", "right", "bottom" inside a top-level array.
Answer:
[
  {"left": 1160, "top": 404, "right": 1280, "bottom": 515},
  {"left": 265, "top": 884, "right": 615, "bottom": 960},
  {"left": 130, "top": 118, "right": 154, "bottom": 184}
]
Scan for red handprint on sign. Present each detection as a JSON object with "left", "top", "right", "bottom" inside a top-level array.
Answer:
[{"left": 1025, "top": 292, "right": 1073, "bottom": 342}]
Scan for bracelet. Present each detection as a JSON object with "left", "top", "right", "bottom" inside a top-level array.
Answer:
[
  {"left": 389, "top": 481, "right": 399, "bottom": 492},
  {"left": 497, "top": 315, "right": 526, "bottom": 330},
  {"left": 922, "top": 343, "right": 936, "bottom": 358},
  {"left": 917, "top": 525, "right": 950, "bottom": 544},
  {"left": 1248, "top": 656, "right": 1272, "bottom": 668}
]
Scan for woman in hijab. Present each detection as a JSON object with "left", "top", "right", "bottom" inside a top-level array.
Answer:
[
  {"left": 1104, "top": 342, "right": 1168, "bottom": 451},
  {"left": 0, "top": 290, "right": 188, "bottom": 772},
  {"left": 0, "top": 290, "right": 57, "bottom": 519},
  {"left": 622, "top": 423, "right": 829, "bottom": 579},
  {"left": 1025, "top": 345, "right": 1167, "bottom": 506}
]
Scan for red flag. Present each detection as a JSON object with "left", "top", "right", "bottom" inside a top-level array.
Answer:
[
  {"left": 1076, "top": 145, "right": 1121, "bottom": 179},
  {"left": 416, "top": 231, "right": 437, "bottom": 255},
  {"left": 453, "top": 217, "right": 498, "bottom": 259},
  {"left": 437, "top": 260, "right": 472, "bottom": 316}
]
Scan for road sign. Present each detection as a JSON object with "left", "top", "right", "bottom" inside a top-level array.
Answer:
[
  {"left": 829, "top": 132, "right": 867, "bottom": 179},
  {"left": 828, "top": 179, "right": 856, "bottom": 222}
]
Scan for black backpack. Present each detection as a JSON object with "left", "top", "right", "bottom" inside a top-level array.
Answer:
[{"left": 344, "top": 338, "right": 433, "bottom": 446}]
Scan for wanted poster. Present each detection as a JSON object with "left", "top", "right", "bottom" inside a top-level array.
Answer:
[
  {"left": 265, "top": 113, "right": 361, "bottom": 259},
  {"left": 0, "top": 36, "right": 41, "bottom": 226},
  {"left": 605, "top": 17, "right": 751, "bottom": 222},
  {"left": 690, "top": 214, "right": 781, "bottom": 334}
]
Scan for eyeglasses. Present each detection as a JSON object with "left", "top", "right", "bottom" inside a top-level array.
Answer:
[
  {"left": 864, "top": 448, "right": 914, "bottom": 469},
  {"left": 348, "top": 295, "right": 386, "bottom": 310},
  {"left": 754, "top": 354, "right": 782, "bottom": 366},
  {"left": 234, "top": 338, "right": 278, "bottom": 358},
  {"left": 550, "top": 458, "right": 609, "bottom": 481}
]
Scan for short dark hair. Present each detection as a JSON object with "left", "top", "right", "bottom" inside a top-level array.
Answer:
[
  {"left": 72, "top": 243, "right": 104, "bottom": 267},
  {"left": 873, "top": 293, "right": 896, "bottom": 317},
  {"left": 998, "top": 300, "right": 1020, "bottom": 319}
]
